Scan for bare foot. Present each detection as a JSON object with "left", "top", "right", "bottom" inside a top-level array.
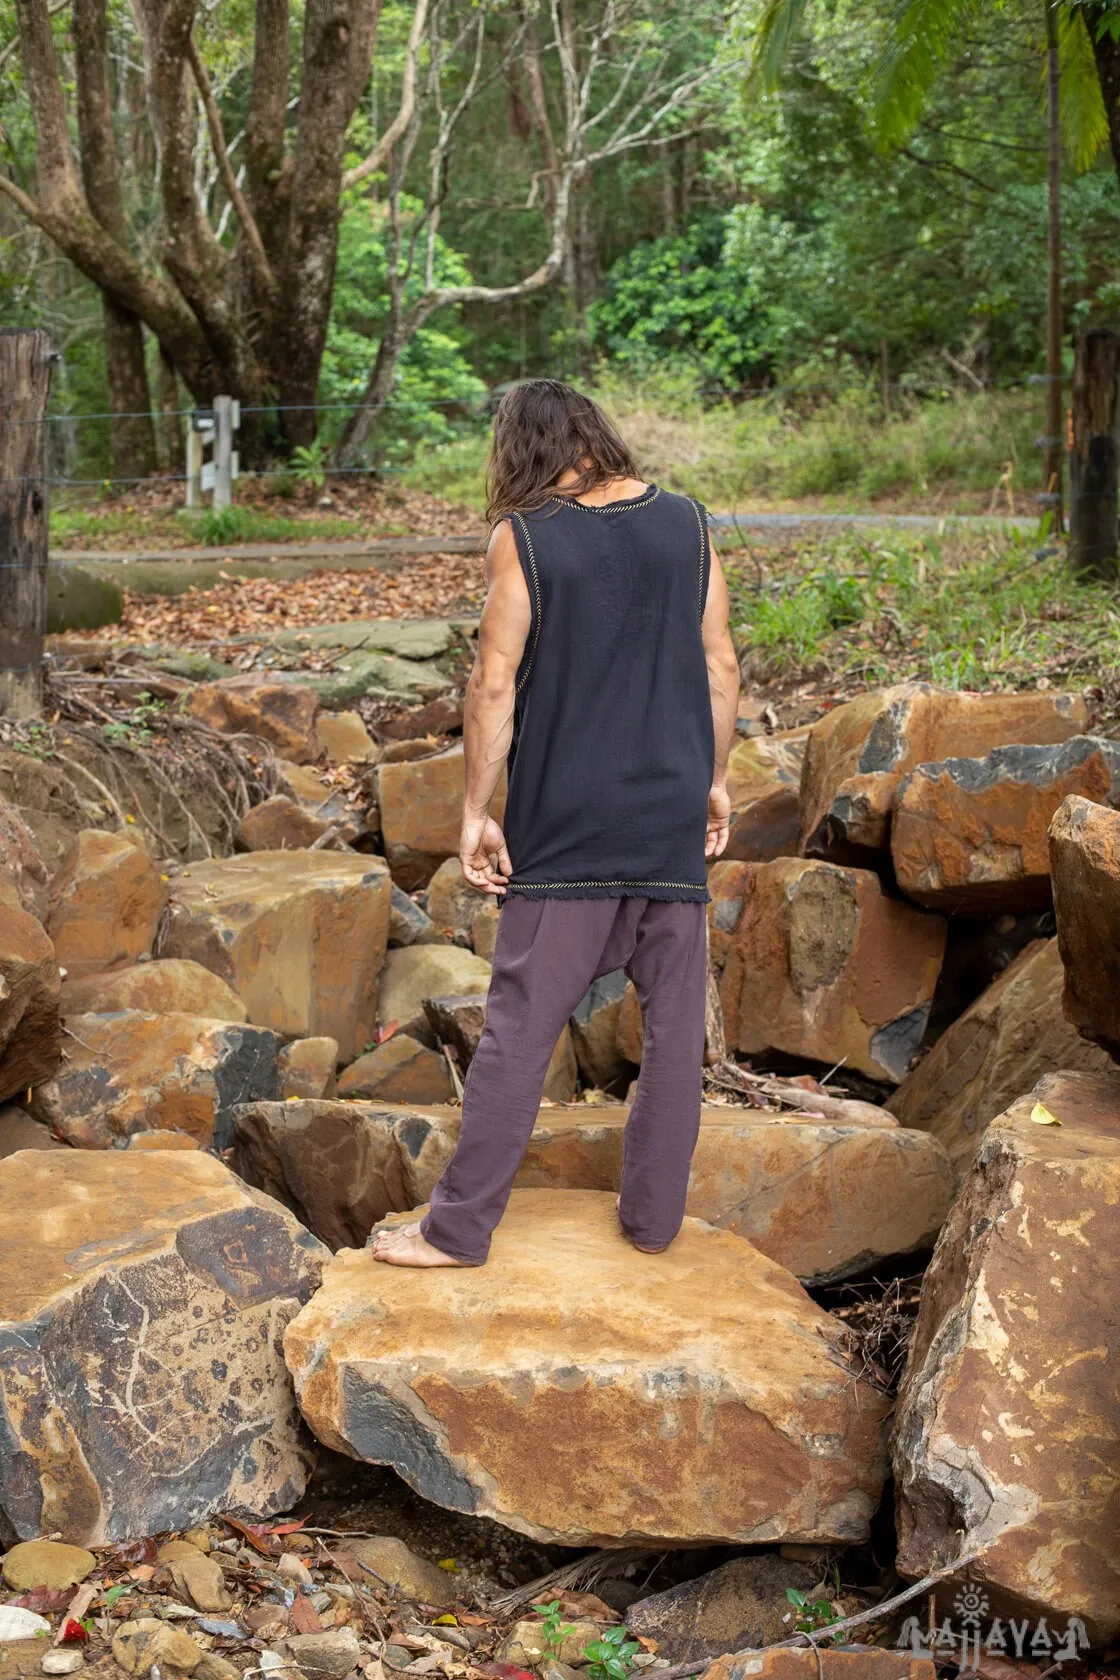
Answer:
[{"left": 370, "top": 1224, "right": 471, "bottom": 1267}]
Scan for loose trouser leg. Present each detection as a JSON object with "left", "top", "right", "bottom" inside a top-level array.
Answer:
[
  {"left": 421, "top": 896, "right": 636, "bottom": 1263},
  {"left": 617, "top": 901, "right": 708, "bottom": 1251}
]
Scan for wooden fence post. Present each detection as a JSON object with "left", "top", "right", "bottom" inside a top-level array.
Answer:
[
  {"left": 0, "top": 329, "right": 54, "bottom": 719},
  {"left": 1069, "top": 326, "right": 1120, "bottom": 578}
]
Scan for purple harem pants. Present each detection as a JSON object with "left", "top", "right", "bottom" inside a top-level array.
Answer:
[{"left": 420, "top": 894, "right": 708, "bottom": 1264}]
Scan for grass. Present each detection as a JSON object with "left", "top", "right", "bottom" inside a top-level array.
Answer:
[
  {"left": 726, "top": 526, "right": 1120, "bottom": 703},
  {"left": 50, "top": 502, "right": 370, "bottom": 548},
  {"left": 397, "top": 376, "right": 1042, "bottom": 515}
]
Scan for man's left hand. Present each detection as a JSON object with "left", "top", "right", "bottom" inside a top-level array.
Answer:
[
  {"left": 461, "top": 812, "right": 513, "bottom": 894},
  {"left": 705, "top": 783, "right": 731, "bottom": 859}
]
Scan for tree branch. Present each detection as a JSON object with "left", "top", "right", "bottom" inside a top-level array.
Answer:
[
  {"left": 0, "top": 0, "right": 67, "bottom": 71},
  {"left": 343, "top": 0, "right": 432, "bottom": 190},
  {"left": 187, "top": 35, "right": 278, "bottom": 298}
]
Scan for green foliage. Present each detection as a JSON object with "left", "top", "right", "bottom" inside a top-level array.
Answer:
[
  {"left": 199, "top": 506, "right": 252, "bottom": 545},
  {"left": 582, "top": 1626, "right": 642, "bottom": 1680},
  {"left": 784, "top": 1586, "right": 840, "bottom": 1636},
  {"left": 319, "top": 197, "right": 488, "bottom": 463},
  {"left": 532, "top": 1602, "right": 575, "bottom": 1658},
  {"left": 291, "top": 438, "right": 329, "bottom": 491}
]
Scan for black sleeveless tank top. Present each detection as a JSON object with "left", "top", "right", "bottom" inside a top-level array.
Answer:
[{"left": 502, "top": 484, "right": 714, "bottom": 902}]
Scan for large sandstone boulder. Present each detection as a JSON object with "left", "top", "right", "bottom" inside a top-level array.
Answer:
[
  {"left": 799, "top": 685, "right": 1088, "bottom": 864},
  {"left": 720, "top": 859, "right": 947, "bottom": 1082},
  {"left": 892, "top": 736, "right": 1120, "bottom": 914},
  {"left": 235, "top": 1099, "right": 948, "bottom": 1282},
  {"left": 0, "top": 1106, "right": 62, "bottom": 1157},
  {"left": 893, "top": 1069, "right": 1120, "bottom": 1642},
  {"left": 702, "top": 1654, "right": 934, "bottom": 1680},
  {"left": 0, "top": 1148, "right": 326, "bottom": 1543},
  {"left": 377, "top": 745, "right": 506, "bottom": 889},
  {"left": 388, "top": 884, "right": 443, "bottom": 948},
  {"left": 235, "top": 795, "right": 352, "bottom": 853},
  {"left": 724, "top": 731, "right": 807, "bottom": 866},
  {"left": 628, "top": 1555, "right": 819, "bottom": 1662},
  {"left": 160, "top": 852, "right": 392, "bottom": 1059},
  {"left": 30, "top": 1010, "right": 283, "bottom": 1149},
  {"left": 47, "top": 830, "right": 168, "bottom": 981},
  {"left": 0, "top": 883, "right": 61, "bottom": 1102},
  {"left": 1049, "top": 793, "right": 1120, "bottom": 1058},
  {"left": 188, "top": 676, "right": 320, "bottom": 763},
  {"left": 285, "top": 1189, "right": 890, "bottom": 1546},
  {"left": 337, "top": 1036, "right": 455, "bottom": 1104},
  {"left": 316, "top": 711, "right": 379, "bottom": 765},
  {"left": 59, "top": 958, "right": 247, "bottom": 1022},
  {"left": 569, "top": 972, "right": 631, "bottom": 1090},
  {"left": 377, "top": 943, "right": 491, "bottom": 1038},
  {"left": 420, "top": 993, "right": 578, "bottom": 1103},
  {"left": 232, "top": 1098, "right": 458, "bottom": 1250},
  {"left": 889, "top": 938, "right": 1114, "bottom": 1174}
]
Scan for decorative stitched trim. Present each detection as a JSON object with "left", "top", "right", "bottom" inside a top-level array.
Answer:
[
  {"left": 688, "top": 496, "right": 708, "bottom": 619},
  {"left": 511, "top": 511, "right": 541, "bottom": 694},
  {"left": 549, "top": 486, "right": 662, "bottom": 513},
  {"left": 506, "top": 877, "right": 706, "bottom": 892}
]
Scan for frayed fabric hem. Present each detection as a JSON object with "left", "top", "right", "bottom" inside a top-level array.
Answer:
[{"left": 503, "top": 882, "right": 710, "bottom": 904}]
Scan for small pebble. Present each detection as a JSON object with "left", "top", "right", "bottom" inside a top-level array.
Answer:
[
  {"left": 260, "top": 1655, "right": 288, "bottom": 1674},
  {"left": 277, "top": 1554, "right": 314, "bottom": 1589},
  {"left": 41, "top": 1654, "right": 84, "bottom": 1676},
  {"left": 309, "top": 1592, "right": 333, "bottom": 1612}
]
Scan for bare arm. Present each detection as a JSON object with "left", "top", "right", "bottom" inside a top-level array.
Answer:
[
  {"left": 702, "top": 543, "right": 741, "bottom": 859},
  {"left": 459, "top": 520, "right": 531, "bottom": 893}
]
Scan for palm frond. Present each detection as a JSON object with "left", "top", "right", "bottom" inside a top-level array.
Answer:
[
  {"left": 872, "top": 0, "right": 982, "bottom": 145},
  {"left": 749, "top": 0, "right": 812, "bottom": 89},
  {"left": 1059, "top": 4, "right": 1109, "bottom": 171}
]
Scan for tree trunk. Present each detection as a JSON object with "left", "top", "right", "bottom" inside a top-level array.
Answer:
[
  {"left": 1044, "top": 0, "right": 1064, "bottom": 530},
  {"left": 0, "top": 330, "right": 53, "bottom": 719},
  {"left": 335, "top": 308, "right": 409, "bottom": 463},
  {"left": 1069, "top": 326, "right": 1120, "bottom": 577},
  {"left": 158, "top": 342, "right": 186, "bottom": 474},
  {"left": 73, "top": 0, "right": 157, "bottom": 480}
]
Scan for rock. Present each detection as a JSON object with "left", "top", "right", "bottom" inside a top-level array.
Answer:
[
  {"left": 726, "top": 787, "right": 801, "bottom": 864},
  {"left": 421, "top": 994, "right": 577, "bottom": 1103},
  {"left": 0, "top": 1148, "right": 325, "bottom": 1543},
  {"left": 280, "top": 1038, "right": 339, "bottom": 1100},
  {"left": 719, "top": 859, "right": 947, "bottom": 1083},
  {"left": 159, "top": 852, "right": 392, "bottom": 1060},
  {"left": 157, "top": 1539, "right": 208, "bottom": 1561},
  {"left": 891, "top": 736, "right": 1120, "bottom": 914},
  {"left": 41, "top": 1652, "right": 84, "bottom": 1675},
  {"left": 518, "top": 1105, "right": 954, "bottom": 1285},
  {"left": 316, "top": 712, "right": 380, "bottom": 765},
  {"left": 343, "top": 1536, "right": 454, "bottom": 1606},
  {"left": 128, "top": 1131, "right": 199, "bottom": 1151},
  {"left": 0, "top": 889, "right": 61, "bottom": 1102},
  {"left": 236, "top": 796, "right": 351, "bottom": 852},
  {"left": 388, "top": 884, "right": 443, "bottom": 948},
  {"left": 46, "top": 830, "right": 168, "bottom": 982},
  {"left": 275, "top": 759, "right": 347, "bottom": 810},
  {"left": 0, "top": 1607, "right": 51, "bottom": 1641},
  {"left": 285, "top": 1189, "right": 890, "bottom": 1546},
  {"left": 569, "top": 972, "right": 630, "bottom": 1090},
  {"left": 615, "top": 964, "right": 726, "bottom": 1070},
  {"left": 59, "top": 958, "right": 248, "bottom": 1023},
  {"left": 799, "top": 684, "right": 1089, "bottom": 864},
  {"left": 280, "top": 1630, "right": 361, "bottom": 1680},
  {"left": 30, "top": 1010, "right": 282, "bottom": 1150},
  {"left": 46, "top": 561, "right": 123, "bottom": 633},
  {"left": 112, "top": 1619, "right": 204, "bottom": 1676},
  {"left": 627, "top": 1555, "right": 820, "bottom": 1663},
  {"left": 893, "top": 1068, "right": 1120, "bottom": 1643},
  {"left": 726, "top": 728, "right": 809, "bottom": 809},
  {"left": 276, "top": 1552, "right": 314, "bottom": 1587},
  {"left": 193, "top": 1657, "right": 239, "bottom": 1680},
  {"left": 0, "top": 793, "right": 49, "bottom": 917},
  {"left": 381, "top": 735, "right": 441, "bottom": 764},
  {"left": 425, "top": 858, "right": 493, "bottom": 949},
  {"left": 499, "top": 1619, "right": 603, "bottom": 1667},
  {"left": 188, "top": 677, "right": 321, "bottom": 764},
  {"left": 889, "top": 938, "right": 1114, "bottom": 1174},
  {"left": 378, "top": 745, "right": 506, "bottom": 890},
  {"left": 232, "top": 1098, "right": 458, "bottom": 1249},
  {"left": 469, "top": 901, "right": 501, "bottom": 960},
  {"left": 1050, "top": 792, "right": 1120, "bottom": 1058},
  {"left": 168, "top": 1553, "right": 232, "bottom": 1613},
  {"left": 1, "top": 1539, "right": 95, "bottom": 1590},
  {"left": 378, "top": 944, "right": 491, "bottom": 1038},
  {"left": 701, "top": 1653, "right": 934, "bottom": 1680},
  {"left": 0, "top": 1105, "right": 62, "bottom": 1156},
  {"left": 337, "top": 1036, "right": 454, "bottom": 1104},
  {"left": 238, "top": 1099, "right": 944, "bottom": 1281}
]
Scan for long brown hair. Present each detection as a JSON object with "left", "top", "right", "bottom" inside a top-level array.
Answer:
[{"left": 485, "top": 379, "right": 641, "bottom": 525}]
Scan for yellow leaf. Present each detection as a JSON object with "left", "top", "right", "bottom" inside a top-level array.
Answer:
[
  {"left": 433, "top": 1615, "right": 459, "bottom": 1626},
  {"left": 1031, "top": 1102, "right": 1062, "bottom": 1126},
  {"left": 437, "top": 1559, "right": 458, "bottom": 1572}
]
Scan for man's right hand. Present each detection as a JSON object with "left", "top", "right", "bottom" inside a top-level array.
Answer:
[
  {"left": 460, "top": 811, "right": 513, "bottom": 894},
  {"left": 705, "top": 782, "right": 731, "bottom": 860}
]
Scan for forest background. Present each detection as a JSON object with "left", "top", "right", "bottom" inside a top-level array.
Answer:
[{"left": 5, "top": 0, "right": 1120, "bottom": 515}]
